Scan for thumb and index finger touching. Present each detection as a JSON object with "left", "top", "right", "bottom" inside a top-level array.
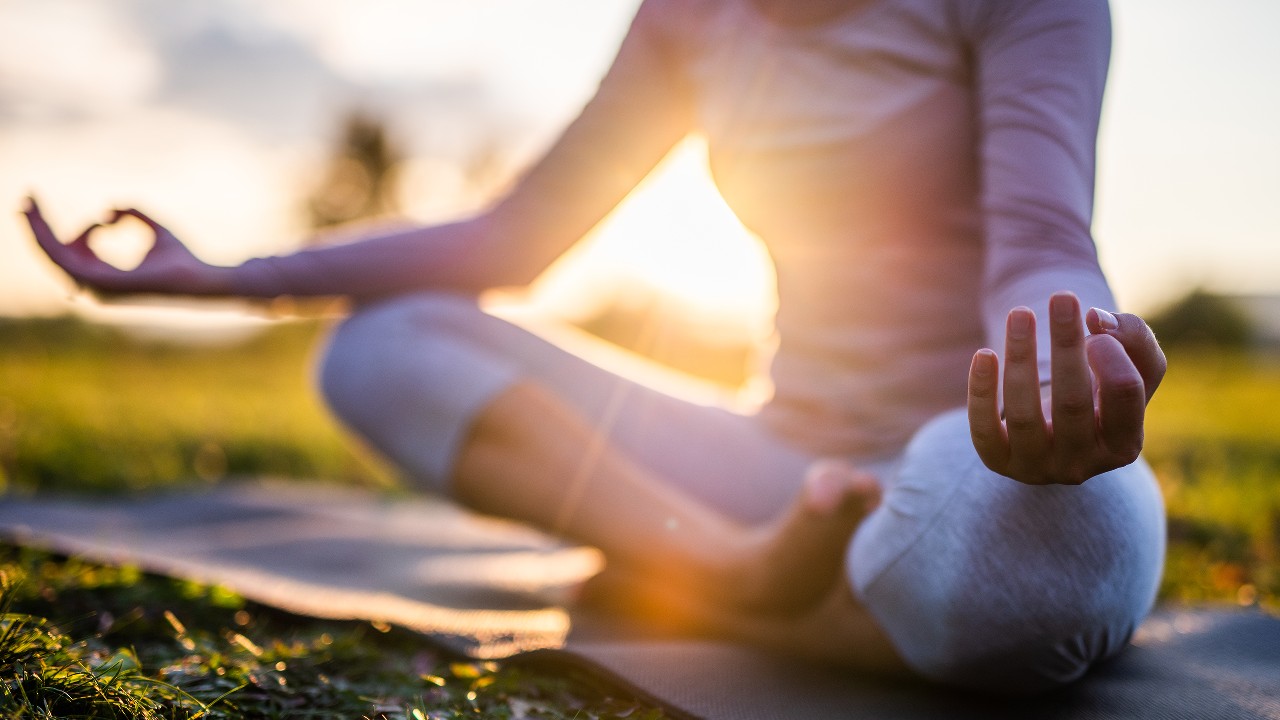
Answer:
[
  {"left": 107, "top": 207, "right": 169, "bottom": 237},
  {"left": 23, "top": 196, "right": 178, "bottom": 264},
  {"left": 1085, "top": 306, "right": 1167, "bottom": 403},
  {"left": 21, "top": 196, "right": 182, "bottom": 296}
]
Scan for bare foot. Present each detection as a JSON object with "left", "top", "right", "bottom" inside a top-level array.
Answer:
[
  {"left": 577, "top": 460, "right": 880, "bottom": 623},
  {"left": 723, "top": 459, "right": 881, "bottom": 614}
]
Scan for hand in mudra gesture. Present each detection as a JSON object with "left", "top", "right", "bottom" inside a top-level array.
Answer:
[
  {"left": 22, "top": 196, "right": 231, "bottom": 297},
  {"left": 967, "top": 291, "right": 1167, "bottom": 486}
]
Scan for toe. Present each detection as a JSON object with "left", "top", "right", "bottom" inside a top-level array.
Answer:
[
  {"left": 803, "top": 459, "right": 880, "bottom": 516},
  {"left": 803, "top": 460, "right": 849, "bottom": 515}
]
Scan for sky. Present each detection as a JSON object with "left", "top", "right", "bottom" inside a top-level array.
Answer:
[{"left": 1, "top": 0, "right": 1277, "bottom": 335}]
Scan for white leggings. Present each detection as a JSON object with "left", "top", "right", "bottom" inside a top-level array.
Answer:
[{"left": 318, "top": 293, "right": 1166, "bottom": 693}]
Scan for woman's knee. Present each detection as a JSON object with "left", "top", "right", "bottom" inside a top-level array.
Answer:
[
  {"left": 850, "top": 408, "right": 1165, "bottom": 693},
  {"left": 316, "top": 293, "right": 519, "bottom": 488},
  {"left": 318, "top": 293, "right": 483, "bottom": 422}
]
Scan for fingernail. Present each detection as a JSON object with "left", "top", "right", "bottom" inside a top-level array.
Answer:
[
  {"left": 1092, "top": 308, "right": 1119, "bottom": 331},
  {"left": 973, "top": 349, "right": 996, "bottom": 376},
  {"left": 1008, "top": 308, "right": 1032, "bottom": 338},
  {"left": 1050, "top": 295, "right": 1075, "bottom": 323}
]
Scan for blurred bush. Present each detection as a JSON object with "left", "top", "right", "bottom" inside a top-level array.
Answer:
[{"left": 1147, "top": 289, "right": 1254, "bottom": 349}]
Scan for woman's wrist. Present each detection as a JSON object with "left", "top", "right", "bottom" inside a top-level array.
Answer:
[
  {"left": 221, "top": 257, "right": 288, "bottom": 298},
  {"left": 171, "top": 263, "right": 243, "bottom": 297},
  {"left": 192, "top": 264, "right": 240, "bottom": 296}
]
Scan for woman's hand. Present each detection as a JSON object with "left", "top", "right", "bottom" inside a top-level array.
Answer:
[
  {"left": 22, "top": 196, "right": 234, "bottom": 297},
  {"left": 967, "top": 291, "right": 1167, "bottom": 485}
]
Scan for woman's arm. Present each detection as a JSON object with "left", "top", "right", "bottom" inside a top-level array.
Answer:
[
  {"left": 960, "top": 0, "right": 1166, "bottom": 485},
  {"left": 970, "top": 0, "right": 1115, "bottom": 353},
  {"left": 26, "top": 0, "right": 696, "bottom": 301}
]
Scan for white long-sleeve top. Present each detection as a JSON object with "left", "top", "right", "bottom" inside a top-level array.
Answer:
[{"left": 236, "top": 0, "right": 1118, "bottom": 458}]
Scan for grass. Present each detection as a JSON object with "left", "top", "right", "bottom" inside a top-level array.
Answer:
[
  {"left": 0, "top": 315, "right": 386, "bottom": 495},
  {"left": 0, "top": 545, "right": 662, "bottom": 719},
  {"left": 1, "top": 314, "right": 1279, "bottom": 716},
  {"left": 0, "top": 315, "right": 671, "bottom": 718},
  {"left": 1141, "top": 349, "right": 1280, "bottom": 607}
]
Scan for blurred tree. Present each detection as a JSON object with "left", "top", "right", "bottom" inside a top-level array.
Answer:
[
  {"left": 1147, "top": 289, "right": 1254, "bottom": 349},
  {"left": 306, "top": 112, "right": 402, "bottom": 234}
]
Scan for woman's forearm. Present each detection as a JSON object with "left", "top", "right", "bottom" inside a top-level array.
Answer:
[{"left": 225, "top": 213, "right": 538, "bottom": 301}]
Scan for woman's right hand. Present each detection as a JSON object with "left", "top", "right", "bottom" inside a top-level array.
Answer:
[
  {"left": 967, "top": 292, "right": 1166, "bottom": 486},
  {"left": 22, "top": 196, "right": 234, "bottom": 297}
]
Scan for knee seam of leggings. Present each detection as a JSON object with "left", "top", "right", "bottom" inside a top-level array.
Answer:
[{"left": 850, "top": 445, "right": 980, "bottom": 602}]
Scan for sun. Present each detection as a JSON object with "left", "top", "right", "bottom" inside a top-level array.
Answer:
[{"left": 524, "top": 138, "right": 778, "bottom": 345}]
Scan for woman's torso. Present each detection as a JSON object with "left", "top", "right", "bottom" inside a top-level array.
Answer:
[{"left": 675, "top": 0, "right": 987, "bottom": 456}]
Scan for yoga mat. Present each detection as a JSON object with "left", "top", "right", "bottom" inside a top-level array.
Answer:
[{"left": 2, "top": 480, "right": 1277, "bottom": 719}]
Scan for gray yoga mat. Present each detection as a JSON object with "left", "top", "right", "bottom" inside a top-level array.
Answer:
[{"left": 2, "top": 480, "right": 1277, "bottom": 720}]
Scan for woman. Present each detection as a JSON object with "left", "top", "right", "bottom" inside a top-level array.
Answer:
[{"left": 25, "top": 0, "right": 1167, "bottom": 693}]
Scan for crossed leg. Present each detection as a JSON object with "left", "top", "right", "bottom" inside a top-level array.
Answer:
[
  {"left": 318, "top": 294, "right": 1167, "bottom": 692},
  {"left": 456, "top": 381, "right": 883, "bottom": 613},
  {"left": 318, "top": 293, "right": 886, "bottom": 616}
]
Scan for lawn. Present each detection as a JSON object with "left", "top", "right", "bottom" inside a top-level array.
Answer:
[
  {"left": 1140, "top": 349, "right": 1280, "bottom": 608},
  {"left": 0, "top": 315, "right": 383, "bottom": 495},
  {"left": 1, "top": 314, "right": 1277, "bottom": 717},
  {"left": 0, "top": 544, "right": 662, "bottom": 719},
  {"left": 0, "top": 315, "right": 674, "bottom": 718}
]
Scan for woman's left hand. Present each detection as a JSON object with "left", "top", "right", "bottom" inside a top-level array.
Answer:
[
  {"left": 967, "top": 291, "right": 1167, "bottom": 485},
  {"left": 22, "top": 196, "right": 233, "bottom": 297}
]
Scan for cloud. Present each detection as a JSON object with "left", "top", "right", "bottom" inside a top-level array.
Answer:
[
  {"left": 0, "top": 0, "right": 161, "bottom": 123},
  {"left": 0, "top": 0, "right": 503, "bottom": 148}
]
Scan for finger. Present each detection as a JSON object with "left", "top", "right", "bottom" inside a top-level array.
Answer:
[
  {"left": 108, "top": 207, "right": 163, "bottom": 231},
  {"left": 111, "top": 207, "right": 185, "bottom": 254},
  {"left": 23, "top": 196, "right": 70, "bottom": 258},
  {"left": 22, "top": 199, "right": 119, "bottom": 287},
  {"left": 1048, "top": 292, "right": 1096, "bottom": 455},
  {"left": 61, "top": 224, "right": 108, "bottom": 270},
  {"left": 1002, "top": 307, "right": 1049, "bottom": 464},
  {"left": 1087, "top": 308, "right": 1166, "bottom": 402},
  {"left": 69, "top": 223, "right": 101, "bottom": 249},
  {"left": 1086, "top": 333, "right": 1146, "bottom": 463},
  {"left": 802, "top": 460, "right": 881, "bottom": 515},
  {"left": 967, "top": 348, "right": 1009, "bottom": 472}
]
